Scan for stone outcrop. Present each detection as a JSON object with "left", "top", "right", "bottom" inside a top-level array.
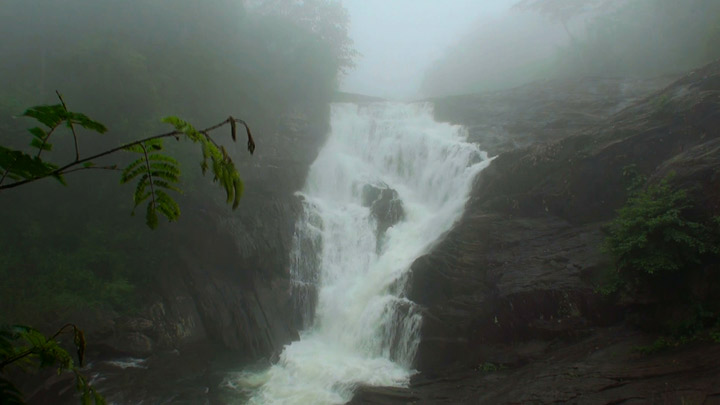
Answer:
[{"left": 362, "top": 183, "right": 405, "bottom": 246}]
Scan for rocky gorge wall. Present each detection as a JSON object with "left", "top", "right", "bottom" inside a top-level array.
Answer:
[
  {"left": 130, "top": 107, "right": 330, "bottom": 359},
  {"left": 22, "top": 106, "right": 333, "bottom": 404}
]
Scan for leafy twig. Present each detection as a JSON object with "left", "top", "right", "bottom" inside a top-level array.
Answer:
[
  {"left": 35, "top": 125, "right": 58, "bottom": 158},
  {"left": 55, "top": 91, "right": 80, "bottom": 161},
  {"left": 0, "top": 324, "right": 79, "bottom": 370},
  {"left": 140, "top": 143, "right": 157, "bottom": 216},
  {"left": 0, "top": 117, "right": 247, "bottom": 191}
]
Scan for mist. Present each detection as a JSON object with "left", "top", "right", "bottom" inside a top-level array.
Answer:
[
  {"left": 339, "top": 0, "right": 514, "bottom": 99},
  {"left": 340, "top": 0, "right": 720, "bottom": 99},
  {"left": 1, "top": 0, "right": 720, "bottom": 404},
  {"left": 422, "top": 0, "right": 720, "bottom": 97}
]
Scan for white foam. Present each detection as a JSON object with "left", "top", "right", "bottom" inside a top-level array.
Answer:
[{"left": 233, "top": 102, "right": 490, "bottom": 404}]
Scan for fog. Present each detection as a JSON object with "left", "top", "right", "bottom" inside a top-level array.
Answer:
[
  {"left": 339, "top": 0, "right": 514, "bottom": 99},
  {"left": 1, "top": 0, "right": 720, "bottom": 403},
  {"left": 340, "top": 0, "right": 720, "bottom": 99}
]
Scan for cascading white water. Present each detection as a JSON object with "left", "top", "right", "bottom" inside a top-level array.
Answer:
[{"left": 229, "top": 102, "right": 491, "bottom": 404}]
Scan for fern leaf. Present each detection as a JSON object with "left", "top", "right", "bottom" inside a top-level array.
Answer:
[
  {"left": 149, "top": 162, "right": 180, "bottom": 176},
  {"left": 148, "top": 154, "right": 179, "bottom": 165},
  {"left": 161, "top": 116, "right": 203, "bottom": 142},
  {"left": 66, "top": 112, "right": 107, "bottom": 134},
  {"left": 156, "top": 190, "right": 180, "bottom": 221},
  {"left": 153, "top": 180, "right": 182, "bottom": 193},
  {"left": 28, "top": 127, "right": 46, "bottom": 139},
  {"left": 122, "top": 144, "right": 145, "bottom": 153},
  {"left": 144, "top": 139, "right": 163, "bottom": 151},
  {"left": 150, "top": 170, "right": 179, "bottom": 183},
  {"left": 30, "top": 137, "right": 52, "bottom": 151},
  {"left": 120, "top": 140, "right": 184, "bottom": 228},
  {"left": 133, "top": 174, "right": 150, "bottom": 205},
  {"left": 120, "top": 158, "right": 147, "bottom": 183},
  {"left": 159, "top": 115, "right": 250, "bottom": 215}
]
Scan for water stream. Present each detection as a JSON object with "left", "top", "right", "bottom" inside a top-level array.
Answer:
[{"left": 230, "top": 102, "right": 490, "bottom": 404}]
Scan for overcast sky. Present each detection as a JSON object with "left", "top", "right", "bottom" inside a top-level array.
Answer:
[{"left": 339, "top": 0, "right": 515, "bottom": 100}]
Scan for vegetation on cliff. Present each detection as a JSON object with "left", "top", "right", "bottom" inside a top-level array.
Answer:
[
  {"left": 602, "top": 169, "right": 720, "bottom": 343},
  {"left": 605, "top": 171, "right": 719, "bottom": 287}
]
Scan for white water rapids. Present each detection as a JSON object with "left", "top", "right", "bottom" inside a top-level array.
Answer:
[{"left": 229, "top": 102, "right": 491, "bottom": 404}]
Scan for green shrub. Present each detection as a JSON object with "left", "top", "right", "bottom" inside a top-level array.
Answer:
[{"left": 604, "top": 173, "right": 719, "bottom": 289}]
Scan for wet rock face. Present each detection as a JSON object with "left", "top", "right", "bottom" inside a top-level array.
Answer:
[
  {"left": 91, "top": 107, "right": 330, "bottom": 363},
  {"left": 431, "top": 76, "right": 677, "bottom": 157},
  {"left": 361, "top": 183, "right": 405, "bottom": 244},
  {"left": 388, "top": 63, "right": 720, "bottom": 403},
  {"left": 142, "top": 108, "right": 329, "bottom": 361}
]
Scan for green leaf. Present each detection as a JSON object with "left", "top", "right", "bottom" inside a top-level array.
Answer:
[
  {"left": 52, "top": 172, "right": 67, "bottom": 186},
  {"left": 148, "top": 154, "right": 179, "bottom": 165},
  {"left": 133, "top": 174, "right": 151, "bottom": 205},
  {"left": 120, "top": 158, "right": 147, "bottom": 183},
  {"left": 30, "top": 137, "right": 52, "bottom": 151},
  {"left": 21, "top": 104, "right": 66, "bottom": 128},
  {"left": 161, "top": 116, "right": 202, "bottom": 142},
  {"left": 155, "top": 190, "right": 180, "bottom": 221},
  {"left": 232, "top": 178, "right": 243, "bottom": 209},
  {"left": 0, "top": 146, "right": 59, "bottom": 182},
  {"left": 149, "top": 162, "right": 180, "bottom": 176},
  {"left": 66, "top": 112, "right": 107, "bottom": 134},
  {"left": 122, "top": 144, "right": 145, "bottom": 153},
  {"left": 150, "top": 170, "right": 179, "bottom": 183},
  {"left": 28, "top": 127, "right": 46, "bottom": 139},
  {"left": 153, "top": 180, "right": 182, "bottom": 193}
]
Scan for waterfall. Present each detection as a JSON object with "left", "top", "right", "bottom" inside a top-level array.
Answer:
[{"left": 230, "top": 102, "right": 491, "bottom": 404}]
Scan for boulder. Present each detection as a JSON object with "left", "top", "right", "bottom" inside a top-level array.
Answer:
[{"left": 361, "top": 183, "right": 405, "bottom": 246}]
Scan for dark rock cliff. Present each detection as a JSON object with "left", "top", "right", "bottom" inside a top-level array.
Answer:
[
  {"left": 354, "top": 62, "right": 720, "bottom": 403},
  {"left": 136, "top": 109, "right": 330, "bottom": 361},
  {"left": 28, "top": 108, "right": 333, "bottom": 404}
]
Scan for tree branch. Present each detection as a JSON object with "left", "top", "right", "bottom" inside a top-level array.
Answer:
[
  {"left": 0, "top": 349, "right": 35, "bottom": 370},
  {"left": 0, "top": 117, "right": 246, "bottom": 191},
  {"left": 55, "top": 91, "right": 80, "bottom": 161},
  {"left": 60, "top": 165, "right": 120, "bottom": 175},
  {"left": 0, "top": 167, "right": 11, "bottom": 187},
  {"left": 0, "top": 324, "right": 78, "bottom": 370},
  {"left": 36, "top": 125, "right": 59, "bottom": 159},
  {"left": 140, "top": 143, "right": 156, "bottom": 212}
]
